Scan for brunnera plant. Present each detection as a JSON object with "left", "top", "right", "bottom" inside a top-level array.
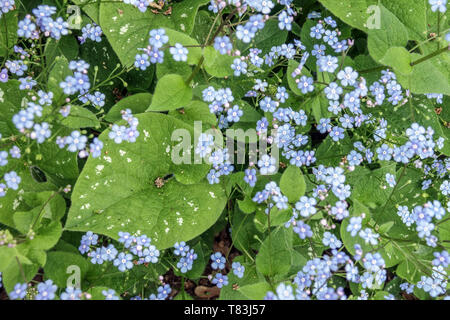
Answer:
[{"left": 0, "top": 0, "right": 449, "bottom": 301}]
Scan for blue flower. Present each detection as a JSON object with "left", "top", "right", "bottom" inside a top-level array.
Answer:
[
  {"left": 376, "top": 144, "right": 393, "bottom": 161},
  {"left": 31, "top": 122, "right": 51, "bottom": 144},
  {"left": 293, "top": 221, "right": 313, "bottom": 239},
  {"left": 364, "top": 252, "right": 385, "bottom": 272},
  {"left": 278, "top": 11, "right": 293, "bottom": 30},
  {"left": 295, "top": 196, "right": 317, "bottom": 217},
  {"left": 232, "top": 262, "right": 245, "bottom": 278},
  {"left": 244, "top": 168, "right": 257, "bottom": 187},
  {"left": 429, "top": 0, "right": 447, "bottom": 13},
  {"left": 210, "top": 252, "right": 226, "bottom": 270},
  {"left": 143, "top": 245, "right": 160, "bottom": 264},
  {"left": 258, "top": 154, "right": 277, "bottom": 175},
  {"left": 230, "top": 58, "right": 247, "bottom": 76},
  {"left": 236, "top": 24, "right": 255, "bottom": 43},
  {"left": 10, "top": 283, "right": 28, "bottom": 300},
  {"left": 35, "top": 280, "right": 57, "bottom": 300},
  {"left": 207, "top": 169, "right": 221, "bottom": 184},
  {"left": 324, "top": 82, "right": 342, "bottom": 100},
  {"left": 385, "top": 173, "right": 396, "bottom": 187},
  {"left": 347, "top": 216, "right": 362, "bottom": 237},
  {"left": 60, "top": 287, "right": 82, "bottom": 300},
  {"left": 135, "top": 53, "right": 150, "bottom": 70},
  {"left": 318, "top": 55, "right": 338, "bottom": 73},
  {"left": 0, "top": 183, "right": 6, "bottom": 197},
  {"left": 149, "top": 28, "right": 168, "bottom": 48},
  {"left": 170, "top": 43, "right": 188, "bottom": 62},
  {"left": 18, "top": 16, "right": 36, "bottom": 38},
  {"left": 310, "top": 23, "right": 325, "bottom": 39},
  {"left": 330, "top": 126, "right": 344, "bottom": 141},
  {"left": 226, "top": 105, "right": 243, "bottom": 123},
  {"left": 323, "top": 30, "right": 338, "bottom": 45},
  {"left": 212, "top": 273, "right": 228, "bottom": 288},
  {"left": 102, "top": 289, "right": 119, "bottom": 300},
  {"left": 113, "top": 252, "right": 134, "bottom": 272},
  {"left": 66, "top": 130, "right": 87, "bottom": 152},
  {"left": 101, "top": 244, "right": 118, "bottom": 262},
  {"left": 359, "top": 228, "right": 379, "bottom": 245},
  {"left": 177, "top": 257, "right": 193, "bottom": 273},
  {"left": 440, "top": 180, "right": 449, "bottom": 196},
  {"left": 297, "top": 76, "right": 314, "bottom": 94},
  {"left": 347, "top": 150, "right": 362, "bottom": 166},
  {"left": 12, "top": 109, "right": 34, "bottom": 131},
  {"left": 276, "top": 283, "right": 294, "bottom": 300},
  {"left": 322, "top": 232, "right": 342, "bottom": 249},
  {"left": 4, "top": 171, "right": 21, "bottom": 190},
  {"left": 432, "top": 251, "right": 449, "bottom": 268},
  {"left": 157, "top": 284, "right": 171, "bottom": 300},
  {"left": 174, "top": 241, "right": 190, "bottom": 256},
  {"left": 214, "top": 36, "right": 232, "bottom": 54},
  {"left": 337, "top": 67, "right": 358, "bottom": 86}
]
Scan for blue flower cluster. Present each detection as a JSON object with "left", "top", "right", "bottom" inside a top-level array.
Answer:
[
  {"left": 16, "top": 5, "right": 69, "bottom": 40},
  {"left": 174, "top": 241, "right": 198, "bottom": 273},
  {"left": 80, "top": 23, "right": 103, "bottom": 44},
  {"left": 135, "top": 29, "right": 170, "bottom": 70},
  {"left": 78, "top": 231, "right": 160, "bottom": 272}
]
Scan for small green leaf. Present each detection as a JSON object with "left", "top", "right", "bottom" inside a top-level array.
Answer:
[
  {"left": 238, "top": 282, "right": 272, "bottom": 300},
  {"left": 105, "top": 93, "right": 152, "bottom": 123},
  {"left": 148, "top": 74, "right": 192, "bottom": 112},
  {"left": 280, "top": 166, "right": 306, "bottom": 202}
]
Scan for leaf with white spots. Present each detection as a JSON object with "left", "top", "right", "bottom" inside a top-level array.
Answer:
[{"left": 66, "top": 113, "right": 226, "bottom": 249}]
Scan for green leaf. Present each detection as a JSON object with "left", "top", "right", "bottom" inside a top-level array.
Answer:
[
  {"left": 287, "top": 59, "right": 311, "bottom": 96},
  {"left": 203, "top": 46, "right": 235, "bottom": 78},
  {"left": 45, "top": 36, "right": 79, "bottom": 63},
  {"left": 238, "top": 282, "right": 272, "bottom": 300},
  {"left": 164, "top": 28, "right": 203, "bottom": 65},
  {"left": 367, "top": 5, "right": 409, "bottom": 62},
  {"left": 48, "top": 56, "right": 72, "bottom": 104},
  {"left": 168, "top": 100, "right": 217, "bottom": 126},
  {"left": 396, "top": 53, "right": 450, "bottom": 95},
  {"left": 319, "top": 0, "right": 377, "bottom": 32},
  {"left": 380, "top": 47, "right": 412, "bottom": 75},
  {"left": 311, "top": 94, "right": 331, "bottom": 124},
  {"left": 279, "top": 166, "right": 306, "bottom": 202},
  {"left": 44, "top": 251, "right": 90, "bottom": 288},
  {"left": 61, "top": 105, "right": 100, "bottom": 129},
  {"left": 65, "top": 113, "right": 227, "bottom": 249},
  {"left": 255, "top": 227, "right": 294, "bottom": 279},
  {"left": 148, "top": 74, "right": 192, "bottom": 111},
  {"left": 0, "top": 10, "right": 18, "bottom": 56},
  {"left": 237, "top": 196, "right": 257, "bottom": 214},
  {"left": 105, "top": 93, "right": 152, "bottom": 123},
  {"left": 219, "top": 256, "right": 260, "bottom": 300},
  {"left": 237, "top": 19, "right": 288, "bottom": 55},
  {"left": 171, "top": 0, "right": 210, "bottom": 35}
]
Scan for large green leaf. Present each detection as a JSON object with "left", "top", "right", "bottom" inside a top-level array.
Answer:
[{"left": 65, "top": 113, "right": 227, "bottom": 249}]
